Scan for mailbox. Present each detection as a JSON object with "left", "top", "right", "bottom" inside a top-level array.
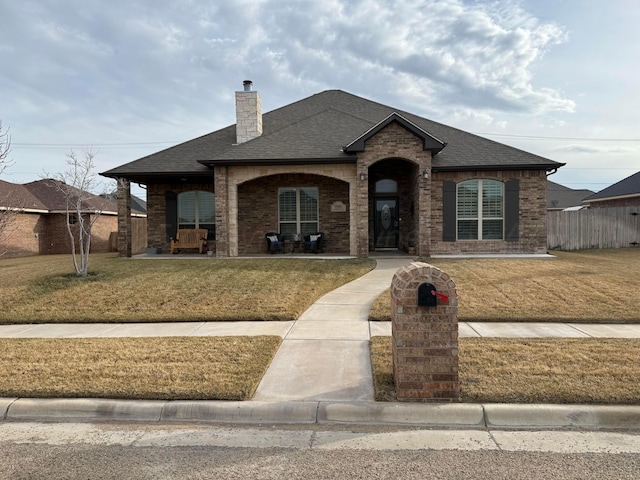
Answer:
[
  {"left": 417, "top": 283, "right": 437, "bottom": 307},
  {"left": 417, "top": 282, "right": 449, "bottom": 307}
]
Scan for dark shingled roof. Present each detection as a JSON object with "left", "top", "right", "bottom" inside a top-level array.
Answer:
[
  {"left": 101, "top": 89, "right": 564, "bottom": 181},
  {"left": 584, "top": 171, "right": 640, "bottom": 202},
  {"left": 0, "top": 179, "right": 145, "bottom": 214},
  {"left": 546, "top": 180, "right": 595, "bottom": 209}
]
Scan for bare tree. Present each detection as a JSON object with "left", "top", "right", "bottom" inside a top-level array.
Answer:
[
  {"left": 0, "top": 121, "right": 16, "bottom": 255},
  {"left": 48, "top": 149, "right": 106, "bottom": 277}
]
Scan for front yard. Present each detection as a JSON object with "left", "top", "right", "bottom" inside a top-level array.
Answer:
[{"left": 0, "top": 249, "right": 639, "bottom": 403}]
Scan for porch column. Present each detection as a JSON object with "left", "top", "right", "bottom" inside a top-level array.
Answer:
[
  {"left": 116, "top": 178, "right": 132, "bottom": 257},
  {"left": 417, "top": 162, "right": 432, "bottom": 257},
  {"left": 356, "top": 162, "right": 369, "bottom": 257},
  {"left": 214, "top": 166, "right": 229, "bottom": 257}
]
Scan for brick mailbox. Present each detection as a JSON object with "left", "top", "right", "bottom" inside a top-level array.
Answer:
[{"left": 391, "top": 262, "right": 460, "bottom": 402}]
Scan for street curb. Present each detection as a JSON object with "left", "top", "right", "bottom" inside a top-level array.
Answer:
[
  {"left": 160, "top": 400, "right": 318, "bottom": 424},
  {"left": 317, "top": 401, "right": 485, "bottom": 426},
  {"left": 3, "top": 398, "right": 640, "bottom": 429},
  {"left": 484, "top": 404, "right": 640, "bottom": 429}
]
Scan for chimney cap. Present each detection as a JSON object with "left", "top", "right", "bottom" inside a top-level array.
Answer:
[{"left": 242, "top": 80, "right": 253, "bottom": 91}]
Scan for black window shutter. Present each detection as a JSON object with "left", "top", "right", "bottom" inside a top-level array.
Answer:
[
  {"left": 165, "top": 191, "right": 177, "bottom": 242},
  {"left": 505, "top": 179, "right": 519, "bottom": 241},
  {"left": 443, "top": 181, "right": 456, "bottom": 242}
]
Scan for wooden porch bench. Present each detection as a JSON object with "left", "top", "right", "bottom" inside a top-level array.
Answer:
[{"left": 170, "top": 228, "right": 208, "bottom": 254}]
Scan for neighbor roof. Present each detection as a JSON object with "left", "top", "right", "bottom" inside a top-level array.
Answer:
[
  {"left": 584, "top": 171, "right": 640, "bottom": 203},
  {"left": 547, "top": 180, "right": 595, "bottom": 210},
  {"left": 0, "top": 179, "right": 144, "bottom": 214},
  {"left": 101, "top": 89, "right": 564, "bottom": 182}
]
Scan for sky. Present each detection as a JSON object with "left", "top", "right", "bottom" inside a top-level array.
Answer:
[{"left": 1, "top": 0, "right": 639, "bottom": 200}]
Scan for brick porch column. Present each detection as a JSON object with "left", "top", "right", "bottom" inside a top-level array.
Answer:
[
  {"left": 214, "top": 166, "right": 229, "bottom": 257},
  {"left": 355, "top": 162, "right": 369, "bottom": 257},
  {"left": 116, "top": 178, "right": 132, "bottom": 257},
  {"left": 391, "top": 262, "right": 459, "bottom": 402}
]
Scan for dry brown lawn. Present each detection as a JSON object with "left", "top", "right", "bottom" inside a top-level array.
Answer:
[
  {"left": 371, "top": 336, "right": 640, "bottom": 404},
  {"left": 0, "top": 254, "right": 375, "bottom": 323},
  {"left": 369, "top": 249, "right": 640, "bottom": 323},
  {"left": 0, "top": 336, "right": 281, "bottom": 400}
]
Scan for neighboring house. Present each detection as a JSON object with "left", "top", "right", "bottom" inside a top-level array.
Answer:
[
  {"left": 101, "top": 82, "right": 565, "bottom": 258},
  {"left": 547, "top": 180, "right": 594, "bottom": 211},
  {"left": 0, "top": 179, "right": 145, "bottom": 258},
  {"left": 583, "top": 171, "right": 640, "bottom": 208}
]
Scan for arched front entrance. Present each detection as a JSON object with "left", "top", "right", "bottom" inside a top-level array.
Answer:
[{"left": 367, "top": 159, "right": 420, "bottom": 252}]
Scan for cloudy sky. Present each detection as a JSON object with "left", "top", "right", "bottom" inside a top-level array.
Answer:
[{"left": 1, "top": 0, "right": 638, "bottom": 199}]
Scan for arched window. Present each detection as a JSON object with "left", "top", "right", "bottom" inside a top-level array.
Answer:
[
  {"left": 178, "top": 191, "right": 216, "bottom": 239},
  {"left": 457, "top": 180, "right": 504, "bottom": 240}
]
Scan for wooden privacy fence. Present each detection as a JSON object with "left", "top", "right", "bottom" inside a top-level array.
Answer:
[
  {"left": 109, "top": 217, "right": 147, "bottom": 254},
  {"left": 548, "top": 206, "right": 640, "bottom": 251}
]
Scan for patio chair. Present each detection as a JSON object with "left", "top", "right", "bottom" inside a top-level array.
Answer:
[
  {"left": 303, "top": 232, "right": 323, "bottom": 253},
  {"left": 265, "top": 232, "right": 285, "bottom": 254}
]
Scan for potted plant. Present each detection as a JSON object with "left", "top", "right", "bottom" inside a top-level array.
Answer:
[{"left": 145, "top": 241, "right": 163, "bottom": 255}]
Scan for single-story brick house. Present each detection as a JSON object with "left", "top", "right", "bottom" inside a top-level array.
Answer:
[
  {"left": 583, "top": 171, "right": 640, "bottom": 208},
  {"left": 0, "top": 179, "right": 145, "bottom": 257},
  {"left": 102, "top": 82, "right": 564, "bottom": 258}
]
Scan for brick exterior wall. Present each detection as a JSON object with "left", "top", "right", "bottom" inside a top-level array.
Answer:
[
  {"left": 2, "top": 212, "right": 117, "bottom": 257},
  {"left": 1, "top": 212, "right": 41, "bottom": 257},
  {"left": 391, "top": 262, "right": 460, "bottom": 402},
  {"left": 430, "top": 169, "right": 548, "bottom": 254},
  {"left": 237, "top": 173, "right": 350, "bottom": 254}
]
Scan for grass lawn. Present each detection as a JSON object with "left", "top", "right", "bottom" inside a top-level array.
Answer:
[
  {"left": 1, "top": 248, "right": 639, "bottom": 403},
  {"left": 0, "top": 254, "right": 375, "bottom": 323},
  {"left": 371, "top": 337, "right": 640, "bottom": 404},
  {"left": 0, "top": 337, "right": 281, "bottom": 400},
  {"left": 369, "top": 249, "right": 640, "bottom": 323}
]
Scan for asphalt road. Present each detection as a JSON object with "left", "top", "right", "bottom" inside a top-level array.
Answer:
[{"left": 1, "top": 423, "right": 639, "bottom": 479}]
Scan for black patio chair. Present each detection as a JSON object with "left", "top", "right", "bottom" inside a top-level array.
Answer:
[
  {"left": 303, "top": 232, "right": 323, "bottom": 253},
  {"left": 265, "top": 232, "right": 285, "bottom": 254}
]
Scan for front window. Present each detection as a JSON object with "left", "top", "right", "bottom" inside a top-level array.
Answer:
[
  {"left": 178, "top": 191, "right": 216, "bottom": 239},
  {"left": 278, "top": 187, "right": 318, "bottom": 236},
  {"left": 457, "top": 180, "right": 504, "bottom": 240}
]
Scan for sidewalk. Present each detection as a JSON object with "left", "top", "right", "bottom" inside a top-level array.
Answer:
[{"left": 2, "top": 257, "right": 640, "bottom": 430}]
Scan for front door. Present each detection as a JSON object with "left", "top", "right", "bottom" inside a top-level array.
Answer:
[{"left": 374, "top": 197, "right": 399, "bottom": 249}]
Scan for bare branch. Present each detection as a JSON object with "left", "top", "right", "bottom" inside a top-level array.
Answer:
[{"left": 0, "top": 121, "right": 13, "bottom": 175}]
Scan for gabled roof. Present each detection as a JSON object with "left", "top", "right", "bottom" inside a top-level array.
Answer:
[
  {"left": 547, "top": 180, "right": 595, "bottom": 210},
  {"left": 343, "top": 112, "right": 445, "bottom": 153},
  {"left": 584, "top": 171, "right": 640, "bottom": 203},
  {"left": 101, "top": 89, "right": 564, "bottom": 182}
]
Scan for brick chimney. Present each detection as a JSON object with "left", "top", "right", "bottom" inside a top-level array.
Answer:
[{"left": 235, "top": 80, "right": 262, "bottom": 144}]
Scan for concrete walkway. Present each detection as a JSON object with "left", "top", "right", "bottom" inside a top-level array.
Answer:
[{"left": 253, "top": 258, "right": 409, "bottom": 402}]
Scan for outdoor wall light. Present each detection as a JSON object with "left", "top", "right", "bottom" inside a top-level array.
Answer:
[
  {"left": 422, "top": 169, "right": 429, "bottom": 179},
  {"left": 359, "top": 171, "right": 367, "bottom": 181}
]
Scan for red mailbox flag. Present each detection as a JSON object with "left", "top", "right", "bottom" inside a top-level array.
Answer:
[{"left": 431, "top": 290, "right": 449, "bottom": 302}]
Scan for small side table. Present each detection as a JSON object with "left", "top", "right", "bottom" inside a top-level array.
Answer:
[{"left": 291, "top": 239, "right": 303, "bottom": 253}]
